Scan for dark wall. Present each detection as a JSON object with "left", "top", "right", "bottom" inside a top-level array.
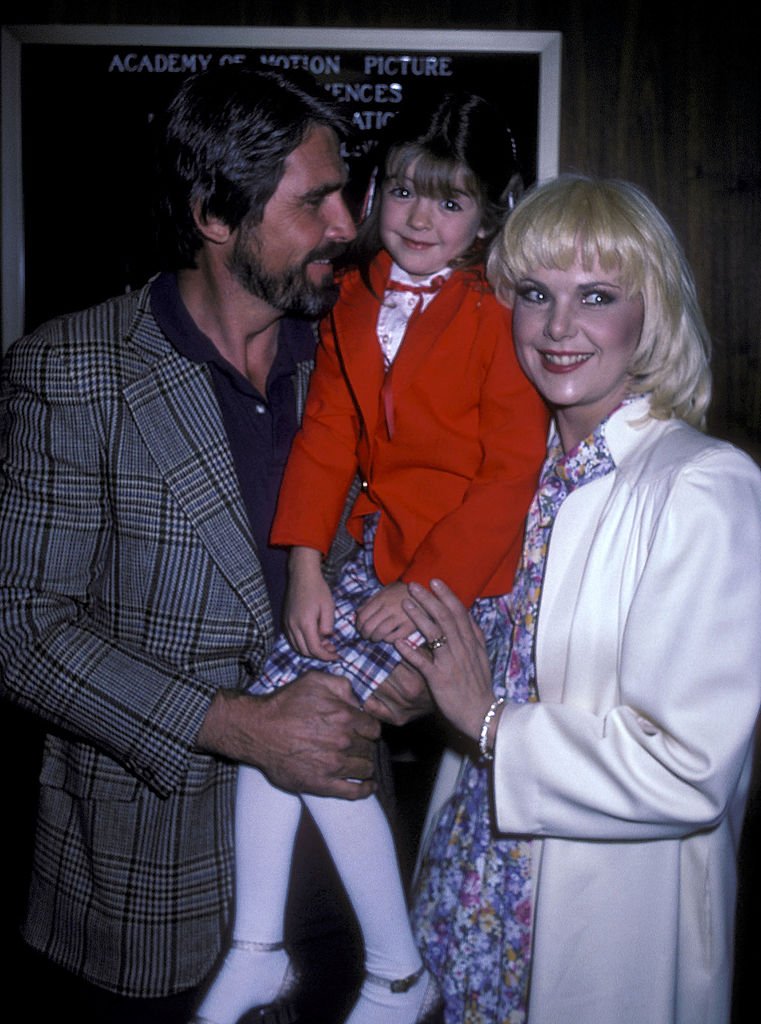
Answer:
[
  {"left": 1, "top": 3, "right": 759, "bottom": 1021},
  {"left": 3, "top": 0, "right": 759, "bottom": 445},
  {"left": 9, "top": 31, "right": 543, "bottom": 339}
]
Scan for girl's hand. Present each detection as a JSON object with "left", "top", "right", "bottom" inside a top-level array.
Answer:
[
  {"left": 395, "top": 578, "right": 496, "bottom": 740},
  {"left": 356, "top": 581, "right": 416, "bottom": 642},
  {"left": 284, "top": 548, "right": 338, "bottom": 660}
]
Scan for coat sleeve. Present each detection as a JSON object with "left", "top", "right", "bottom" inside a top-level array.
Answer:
[
  {"left": 400, "top": 304, "right": 548, "bottom": 604},
  {"left": 0, "top": 335, "right": 217, "bottom": 798},
  {"left": 270, "top": 311, "right": 363, "bottom": 554},
  {"left": 492, "top": 445, "right": 761, "bottom": 840}
]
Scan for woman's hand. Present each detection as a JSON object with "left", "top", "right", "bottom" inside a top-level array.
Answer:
[
  {"left": 395, "top": 578, "right": 497, "bottom": 741},
  {"left": 284, "top": 547, "right": 338, "bottom": 660}
]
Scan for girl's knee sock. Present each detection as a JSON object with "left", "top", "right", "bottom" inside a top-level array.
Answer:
[
  {"left": 304, "top": 792, "right": 432, "bottom": 1023},
  {"left": 194, "top": 766, "right": 302, "bottom": 1023}
]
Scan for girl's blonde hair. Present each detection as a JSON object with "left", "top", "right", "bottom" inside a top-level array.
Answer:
[{"left": 487, "top": 174, "right": 712, "bottom": 427}]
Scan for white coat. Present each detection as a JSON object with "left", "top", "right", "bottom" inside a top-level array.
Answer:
[{"left": 489, "top": 397, "right": 761, "bottom": 1023}]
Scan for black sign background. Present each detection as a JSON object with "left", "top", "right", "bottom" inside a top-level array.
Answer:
[{"left": 4, "top": 28, "right": 560, "bottom": 341}]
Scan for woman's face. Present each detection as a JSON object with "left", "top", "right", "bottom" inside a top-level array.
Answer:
[{"left": 511, "top": 256, "right": 645, "bottom": 451}]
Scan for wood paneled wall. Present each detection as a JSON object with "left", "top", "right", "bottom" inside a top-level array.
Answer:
[{"left": 4, "top": 0, "right": 759, "bottom": 444}]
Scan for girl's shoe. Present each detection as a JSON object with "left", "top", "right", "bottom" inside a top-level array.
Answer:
[
  {"left": 362, "top": 967, "right": 442, "bottom": 1022},
  {"left": 239, "top": 962, "right": 299, "bottom": 1023},
  {"left": 190, "top": 940, "right": 300, "bottom": 1024}
]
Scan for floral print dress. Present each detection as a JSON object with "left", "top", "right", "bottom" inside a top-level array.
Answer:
[{"left": 411, "top": 415, "right": 620, "bottom": 1023}]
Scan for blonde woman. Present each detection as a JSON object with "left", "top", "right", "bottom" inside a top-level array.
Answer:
[{"left": 380, "top": 175, "right": 761, "bottom": 1024}]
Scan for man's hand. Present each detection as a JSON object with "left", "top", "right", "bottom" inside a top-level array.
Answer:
[
  {"left": 356, "top": 581, "right": 416, "bottom": 642},
  {"left": 196, "top": 671, "right": 380, "bottom": 798},
  {"left": 363, "top": 662, "right": 434, "bottom": 726}
]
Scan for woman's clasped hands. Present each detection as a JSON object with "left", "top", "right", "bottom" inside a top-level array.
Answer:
[{"left": 393, "top": 578, "right": 499, "bottom": 743}]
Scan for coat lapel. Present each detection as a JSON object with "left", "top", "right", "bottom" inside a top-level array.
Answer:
[
  {"left": 331, "top": 259, "right": 478, "bottom": 439},
  {"left": 123, "top": 352, "right": 272, "bottom": 634},
  {"left": 387, "top": 271, "right": 472, "bottom": 396},
  {"left": 330, "top": 268, "right": 387, "bottom": 438},
  {"left": 535, "top": 475, "right": 614, "bottom": 703}
]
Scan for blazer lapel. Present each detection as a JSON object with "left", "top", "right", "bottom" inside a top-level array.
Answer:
[{"left": 123, "top": 355, "right": 272, "bottom": 633}]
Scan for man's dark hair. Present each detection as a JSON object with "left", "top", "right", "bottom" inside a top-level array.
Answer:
[{"left": 157, "top": 66, "right": 349, "bottom": 268}]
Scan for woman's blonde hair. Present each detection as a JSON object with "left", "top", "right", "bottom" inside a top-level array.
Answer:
[{"left": 487, "top": 174, "right": 712, "bottom": 427}]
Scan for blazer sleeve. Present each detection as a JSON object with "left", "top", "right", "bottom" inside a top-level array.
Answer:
[
  {"left": 0, "top": 336, "right": 217, "bottom": 798},
  {"left": 270, "top": 312, "right": 363, "bottom": 554},
  {"left": 492, "top": 445, "right": 761, "bottom": 840},
  {"left": 400, "top": 304, "right": 548, "bottom": 604}
]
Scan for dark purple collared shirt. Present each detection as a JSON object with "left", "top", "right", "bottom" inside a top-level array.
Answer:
[{"left": 150, "top": 271, "right": 315, "bottom": 627}]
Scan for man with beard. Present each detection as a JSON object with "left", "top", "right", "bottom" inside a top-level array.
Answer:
[{"left": 0, "top": 67, "right": 381, "bottom": 1023}]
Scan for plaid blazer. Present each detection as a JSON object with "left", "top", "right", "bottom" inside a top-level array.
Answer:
[{"left": 0, "top": 281, "right": 354, "bottom": 996}]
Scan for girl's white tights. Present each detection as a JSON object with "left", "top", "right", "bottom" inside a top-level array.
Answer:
[{"left": 194, "top": 765, "right": 431, "bottom": 1024}]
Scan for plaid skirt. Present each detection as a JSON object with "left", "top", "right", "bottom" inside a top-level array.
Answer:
[{"left": 250, "top": 514, "right": 500, "bottom": 706}]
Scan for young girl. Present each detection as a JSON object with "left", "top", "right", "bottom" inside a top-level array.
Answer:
[{"left": 193, "top": 92, "right": 548, "bottom": 1024}]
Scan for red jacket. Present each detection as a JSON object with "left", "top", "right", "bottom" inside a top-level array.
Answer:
[{"left": 271, "top": 251, "right": 548, "bottom": 605}]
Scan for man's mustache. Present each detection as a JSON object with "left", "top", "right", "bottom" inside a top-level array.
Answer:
[{"left": 305, "top": 241, "right": 350, "bottom": 264}]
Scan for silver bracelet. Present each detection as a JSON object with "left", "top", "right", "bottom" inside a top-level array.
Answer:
[{"left": 478, "top": 697, "right": 505, "bottom": 762}]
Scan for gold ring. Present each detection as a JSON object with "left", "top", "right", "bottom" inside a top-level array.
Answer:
[{"left": 426, "top": 635, "right": 447, "bottom": 653}]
